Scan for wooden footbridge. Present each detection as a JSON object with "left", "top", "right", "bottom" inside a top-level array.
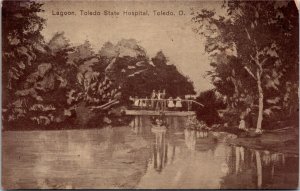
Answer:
[{"left": 125, "top": 98, "right": 203, "bottom": 116}]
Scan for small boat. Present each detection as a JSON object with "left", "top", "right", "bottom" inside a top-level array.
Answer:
[
  {"left": 151, "top": 114, "right": 168, "bottom": 133},
  {"left": 151, "top": 125, "right": 167, "bottom": 133}
]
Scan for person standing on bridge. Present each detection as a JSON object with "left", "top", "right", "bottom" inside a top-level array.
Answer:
[
  {"left": 156, "top": 90, "right": 162, "bottom": 111},
  {"left": 151, "top": 90, "right": 157, "bottom": 109},
  {"left": 145, "top": 96, "right": 150, "bottom": 109},
  {"left": 134, "top": 96, "right": 140, "bottom": 108},
  {"left": 161, "top": 89, "right": 166, "bottom": 111},
  {"left": 167, "top": 97, "right": 175, "bottom": 110},
  {"left": 175, "top": 96, "right": 182, "bottom": 111}
]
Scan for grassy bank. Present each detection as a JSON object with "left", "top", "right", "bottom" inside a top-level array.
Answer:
[
  {"left": 212, "top": 127, "right": 299, "bottom": 155},
  {"left": 228, "top": 128, "right": 298, "bottom": 155}
]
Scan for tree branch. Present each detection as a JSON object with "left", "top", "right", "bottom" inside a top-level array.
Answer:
[
  {"left": 244, "top": 66, "right": 257, "bottom": 80},
  {"left": 245, "top": 28, "right": 251, "bottom": 40},
  {"left": 260, "top": 57, "right": 268, "bottom": 65},
  {"left": 89, "top": 99, "right": 119, "bottom": 111},
  {"left": 250, "top": 55, "right": 256, "bottom": 62}
]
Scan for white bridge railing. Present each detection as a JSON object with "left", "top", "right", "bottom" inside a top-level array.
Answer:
[{"left": 130, "top": 98, "right": 203, "bottom": 111}]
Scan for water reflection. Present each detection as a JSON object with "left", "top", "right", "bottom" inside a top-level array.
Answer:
[
  {"left": 184, "top": 129, "right": 210, "bottom": 151},
  {"left": 151, "top": 126, "right": 168, "bottom": 172},
  {"left": 2, "top": 127, "right": 151, "bottom": 189},
  {"left": 3, "top": 116, "right": 298, "bottom": 189},
  {"left": 131, "top": 116, "right": 298, "bottom": 189},
  {"left": 184, "top": 129, "right": 196, "bottom": 150},
  {"left": 220, "top": 145, "right": 298, "bottom": 189}
]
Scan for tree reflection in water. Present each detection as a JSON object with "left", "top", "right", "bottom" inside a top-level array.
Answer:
[
  {"left": 130, "top": 116, "right": 298, "bottom": 189},
  {"left": 184, "top": 129, "right": 196, "bottom": 151},
  {"left": 220, "top": 146, "right": 298, "bottom": 189}
]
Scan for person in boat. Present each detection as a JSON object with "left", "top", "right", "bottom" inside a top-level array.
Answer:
[
  {"left": 167, "top": 97, "right": 175, "bottom": 110},
  {"left": 155, "top": 118, "right": 163, "bottom": 126},
  {"left": 151, "top": 90, "right": 157, "bottom": 109},
  {"left": 154, "top": 112, "right": 167, "bottom": 127},
  {"left": 175, "top": 96, "right": 182, "bottom": 111}
]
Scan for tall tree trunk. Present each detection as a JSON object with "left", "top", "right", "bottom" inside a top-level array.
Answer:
[{"left": 256, "top": 70, "right": 263, "bottom": 133}]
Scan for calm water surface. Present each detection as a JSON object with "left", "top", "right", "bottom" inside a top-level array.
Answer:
[{"left": 2, "top": 116, "right": 299, "bottom": 189}]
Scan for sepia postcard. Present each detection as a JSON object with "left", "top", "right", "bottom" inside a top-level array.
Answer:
[{"left": 2, "top": 0, "right": 299, "bottom": 189}]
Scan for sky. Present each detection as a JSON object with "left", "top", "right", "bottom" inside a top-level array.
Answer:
[{"left": 39, "top": 1, "right": 226, "bottom": 93}]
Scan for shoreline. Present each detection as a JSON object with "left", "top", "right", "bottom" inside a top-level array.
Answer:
[{"left": 212, "top": 129, "right": 299, "bottom": 155}]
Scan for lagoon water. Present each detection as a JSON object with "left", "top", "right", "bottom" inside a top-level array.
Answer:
[{"left": 2, "top": 116, "right": 299, "bottom": 189}]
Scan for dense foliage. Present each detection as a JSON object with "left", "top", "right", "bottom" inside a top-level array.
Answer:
[
  {"left": 193, "top": 1, "right": 298, "bottom": 132},
  {"left": 2, "top": 1, "right": 195, "bottom": 129},
  {"left": 195, "top": 90, "right": 226, "bottom": 126}
]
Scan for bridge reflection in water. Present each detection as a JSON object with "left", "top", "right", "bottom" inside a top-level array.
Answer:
[
  {"left": 130, "top": 115, "right": 298, "bottom": 189},
  {"left": 151, "top": 126, "right": 168, "bottom": 173}
]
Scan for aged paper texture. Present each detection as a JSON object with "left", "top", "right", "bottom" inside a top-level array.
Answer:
[{"left": 2, "top": 0, "right": 299, "bottom": 189}]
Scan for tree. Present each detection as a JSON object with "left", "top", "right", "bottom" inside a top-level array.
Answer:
[
  {"left": 9, "top": 32, "right": 77, "bottom": 126},
  {"left": 2, "top": 0, "right": 46, "bottom": 125},
  {"left": 193, "top": 1, "right": 298, "bottom": 133},
  {"left": 49, "top": 35, "right": 121, "bottom": 126},
  {"left": 3, "top": 29, "right": 121, "bottom": 128},
  {"left": 196, "top": 89, "right": 226, "bottom": 126},
  {"left": 2, "top": 0, "right": 45, "bottom": 89},
  {"left": 98, "top": 40, "right": 195, "bottom": 103}
]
